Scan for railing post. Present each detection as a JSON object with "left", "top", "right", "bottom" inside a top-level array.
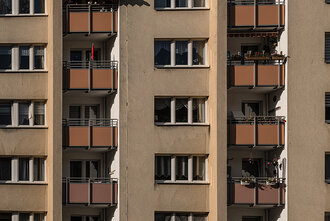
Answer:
[
  {"left": 254, "top": 0, "right": 257, "bottom": 29},
  {"left": 254, "top": 116, "right": 257, "bottom": 147},
  {"left": 88, "top": 4, "right": 91, "bottom": 35}
]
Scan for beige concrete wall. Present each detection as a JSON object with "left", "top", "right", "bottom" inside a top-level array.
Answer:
[
  {"left": 0, "top": 17, "right": 48, "bottom": 43},
  {"left": 287, "top": 0, "right": 330, "bottom": 220},
  {"left": 0, "top": 185, "right": 47, "bottom": 212}
]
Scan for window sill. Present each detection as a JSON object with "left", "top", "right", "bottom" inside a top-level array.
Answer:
[
  {"left": 0, "top": 70, "right": 48, "bottom": 73},
  {"left": 155, "top": 123, "right": 209, "bottom": 126},
  {"left": 154, "top": 7, "right": 210, "bottom": 11},
  {"left": 155, "top": 65, "right": 209, "bottom": 69},
  {"left": 156, "top": 180, "right": 209, "bottom": 185},
  {"left": 0, "top": 126, "right": 48, "bottom": 129},
  {"left": 0, "top": 14, "right": 48, "bottom": 17},
  {"left": 0, "top": 181, "right": 47, "bottom": 185}
]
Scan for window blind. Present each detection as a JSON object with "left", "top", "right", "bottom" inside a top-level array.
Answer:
[{"left": 325, "top": 33, "right": 330, "bottom": 63}]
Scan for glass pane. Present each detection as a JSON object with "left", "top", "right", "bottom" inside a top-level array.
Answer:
[
  {"left": 34, "top": 0, "right": 45, "bottom": 13},
  {"left": 155, "top": 213, "right": 172, "bottom": 221},
  {"left": 0, "top": 46, "right": 12, "bottom": 70},
  {"left": 19, "top": 103, "right": 30, "bottom": 125},
  {"left": 0, "top": 158, "right": 11, "bottom": 181},
  {"left": 34, "top": 158, "right": 44, "bottom": 181},
  {"left": 193, "top": 156, "right": 205, "bottom": 181},
  {"left": 19, "top": 46, "right": 30, "bottom": 69},
  {"left": 70, "top": 161, "right": 82, "bottom": 177},
  {"left": 176, "top": 213, "right": 189, "bottom": 221},
  {"left": 326, "top": 106, "right": 330, "bottom": 122},
  {"left": 175, "top": 0, "right": 187, "bottom": 7},
  {"left": 242, "top": 158, "right": 261, "bottom": 177},
  {"left": 0, "top": 103, "right": 11, "bottom": 125},
  {"left": 34, "top": 214, "right": 44, "bottom": 221},
  {"left": 19, "top": 158, "right": 29, "bottom": 181},
  {"left": 155, "top": 0, "right": 170, "bottom": 7},
  {"left": 34, "top": 102, "right": 45, "bottom": 125},
  {"left": 194, "top": 0, "right": 205, "bottom": 7},
  {"left": 193, "top": 98, "right": 205, "bottom": 123},
  {"left": 85, "top": 106, "right": 99, "bottom": 119},
  {"left": 176, "top": 98, "right": 188, "bottom": 122},
  {"left": 0, "top": 0, "right": 12, "bottom": 14},
  {"left": 326, "top": 155, "right": 330, "bottom": 180},
  {"left": 154, "top": 41, "right": 171, "bottom": 65},
  {"left": 325, "top": 213, "right": 330, "bottom": 221},
  {"left": 193, "top": 214, "right": 207, "bottom": 221},
  {"left": 19, "top": 0, "right": 30, "bottom": 13},
  {"left": 70, "top": 51, "right": 82, "bottom": 61},
  {"left": 155, "top": 98, "right": 171, "bottom": 123},
  {"left": 19, "top": 213, "right": 30, "bottom": 221},
  {"left": 193, "top": 41, "right": 205, "bottom": 65},
  {"left": 0, "top": 213, "right": 12, "bottom": 220},
  {"left": 176, "top": 156, "right": 188, "bottom": 180},
  {"left": 69, "top": 106, "right": 81, "bottom": 118},
  {"left": 86, "top": 161, "right": 99, "bottom": 178},
  {"left": 155, "top": 156, "right": 171, "bottom": 180},
  {"left": 34, "top": 46, "right": 44, "bottom": 69},
  {"left": 175, "top": 41, "right": 188, "bottom": 65}
]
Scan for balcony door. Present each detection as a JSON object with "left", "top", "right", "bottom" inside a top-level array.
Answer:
[
  {"left": 70, "top": 160, "right": 100, "bottom": 179},
  {"left": 69, "top": 105, "right": 100, "bottom": 119},
  {"left": 242, "top": 158, "right": 263, "bottom": 178},
  {"left": 242, "top": 101, "right": 262, "bottom": 117}
]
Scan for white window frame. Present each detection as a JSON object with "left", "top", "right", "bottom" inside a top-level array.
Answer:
[
  {"left": 154, "top": 0, "right": 208, "bottom": 9},
  {"left": 0, "top": 157, "right": 46, "bottom": 184},
  {"left": 155, "top": 97, "right": 208, "bottom": 125},
  {"left": 154, "top": 39, "right": 208, "bottom": 68},
  {"left": 155, "top": 212, "right": 208, "bottom": 221},
  {"left": 12, "top": 212, "right": 46, "bottom": 221},
  {"left": 0, "top": 45, "right": 46, "bottom": 72},
  {"left": 155, "top": 155, "right": 208, "bottom": 184},
  {"left": 0, "top": 0, "right": 47, "bottom": 16}
]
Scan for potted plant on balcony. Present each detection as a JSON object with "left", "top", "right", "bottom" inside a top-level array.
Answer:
[
  {"left": 245, "top": 51, "right": 270, "bottom": 60},
  {"left": 230, "top": 54, "right": 243, "bottom": 61},
  {"left": 271, "top": 53, "right": 285, "bottom": 60},
  {"left": 266, "top": 177, "right": 277, "bottom": 185},
  {"left": 240, "top": 177, "right": 252, "bottom": 185}
]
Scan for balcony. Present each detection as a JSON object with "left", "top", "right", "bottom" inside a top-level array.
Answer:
[
  {"left": 228, "top": 58, "right": 285, "bottom": 89},
  {"left": 228, "top": 177, "right": 285, "bottom": 207},
  {"left": 228, "top": 0, "right": 285, "bottom": 32},
  {"left": 63, "top": 61, "right": 118, "bottom": 93},
  {"left": 228, "top": 116, "right": 285, "bottom": 148},
  {"left": 62, "top": 119, "right": 118, "bottom": 150},
  {"left": 62, "top": 178, "right": 118, "bottom": 206},
  {"left": 63, "top": 4, "right": 118, "bottom": 36}
]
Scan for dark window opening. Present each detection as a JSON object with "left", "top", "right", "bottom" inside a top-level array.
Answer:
[
  {"left": 155, "top": 41, "right": 171, "bottom": 66},
  {"left": 155, "top": 98, "right": 171, "bottom": 123}
]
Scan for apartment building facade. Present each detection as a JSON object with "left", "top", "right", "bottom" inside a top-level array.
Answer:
[{"left": 1, "top": 0, "right": 330, "bottom": 220}]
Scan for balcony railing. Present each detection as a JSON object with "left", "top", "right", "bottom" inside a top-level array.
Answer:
[
  {"left": 63, "top": 61, "right": 118, "bottom": 91},
  {"left": 228, "top": 116, "right": 285, "bottom": 147},
  {"left": 227, "top": 59, "right": 285, "bottom": 88},
  {"left": 228, "top": 0, "right": 285, "bottom": 29},
  {"left": 228, "top": 177, "right": 285, "bottom": 206},
  {"left": 62, "top": 118, "right": 118, "bottom": 149},
  {"left": 62, "top": 177, "right": 118, "bottom": 206},
  {"left": 63, "top": 4, "right": 118, "bottom": 34}
]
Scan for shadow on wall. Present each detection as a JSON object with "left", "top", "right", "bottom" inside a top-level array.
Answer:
[{"left": 120, "top": 0, "right": 151, "bottom": 6}]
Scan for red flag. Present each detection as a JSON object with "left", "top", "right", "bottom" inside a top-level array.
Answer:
[{"left": 91, "top": 43, "right": 94, "bottom": 60}]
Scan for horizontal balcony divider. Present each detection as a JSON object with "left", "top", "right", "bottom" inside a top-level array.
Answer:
[
  {"left": 63, "top": 60, "right": 118, "bottom": 91},
  {"left": 62, "top": 177, "right": 118, "bottom": 206},
  {"left": 228, "top": 116, "right": 285, "bottom": 147},
  {"left": 227, "top": 58, "right": 285, "bottom": 88},
  {"left": 63, "top": 3, "right": 118, "bottom": 34},
  {"left": 62, "top": 118, "right": 118, "bottom": 149},
  {"left": 227, "top": 0, "right": 285, "bottom": 30},
  {"left": 228, "top": 177, "right": 285, "bottom": 206}
]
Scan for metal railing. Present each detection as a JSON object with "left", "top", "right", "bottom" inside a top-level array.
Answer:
[
  {"left": 227, "top": 58, "right": 286, "bottom": 64},
  {"left": 63, "top": 177, "right": 118, "bottom": 206},
  {"left": 228, "top": 0, "right": 285, "bottom": 5},
  {"left": 229, "top": 177, "right": 285, "bottom": 183},
  {"left": 229, "top": 116, "right": 285, "bottom": 125},
  {"left": 63, "top": 60, "right": 118, "bottom": 69},
  {"left": 62, "top": 118, "right": 118, "bottom": 127}
]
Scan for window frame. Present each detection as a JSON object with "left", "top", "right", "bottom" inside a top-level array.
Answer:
[
  {"left": 154, "top": 0, "right": 208, "bottom": 9},
  {"left": 155, "top": 154, "right": 208, "bottom": 184},
  {"left": 325, "top": 94, "right": 330, "bottom": 123},
  {"left": 154, "top": 39, "right": 208, "bottom": 68},
  {"left": 0, "top": 0, "right": 47, "bottom": 16},
  {"left": 154, "top": 97, "right": 208, "bottom": 125},
  {"left": 155, "top": 212, "right": 208, "bottom": 221}
]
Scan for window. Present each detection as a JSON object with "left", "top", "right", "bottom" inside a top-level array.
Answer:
[
  {"left": 326, "top": 94, "right": 330, "bottom": 123},
  {"left": 242, "top": 101, "right": 261, "bottom": 117},
  {"left": 155, "top": 213, "right": 208, "bottom": 221},
  {"left": 86, "top": 161, "right": 99, "bottom": 178},
  {"left": 325, "top": 212, "right": 330, "bottom": 221},
  {"left": 34, "top": 0, "right": 45, "bottom": 13},
  {"left": 155, "top": 40, "right": 207, "bottom": 67},
  {"left": 0, "top": 213, "right": 11, "bottom": 221},
  {"left": 33, "top": 158, "right": 45, "bottom": 181},
  {"left": 0, "top": 213, "right": 44, "bottom": 221},
  {"left": 34, "top": 102, "right": 45, "bottom": 125},
  {"left": 154, "top": 0, "right": 206, "bottom": 8},
  {"left": 19, "top": 0, "right": 29, "bottom": 13},
  {"left": 155, "top": 155, "right": 207, "bottom": 182},
  {"left": 70, "top": 160, "right": 100, "bottom": 178},
  {"left": 326, "top": 154, "right": 330, "bottom": 182},
  {"left": 326, "top": 33, "right": 330, "bottom": 63},
  {"left": 19, "top": 158, "right": 29, "bottom": 181},
  {"left": 0, "top": 46, "right": 12, "bottom": 70},
  {"left": 34, "top": 46, "right": 44, "bottom": 69},
  {"left": 154, "top": 41, "right": 171, "bottom": 65},
  {"left": 71, "top": 217, "right": 99, "bottom": 221},
  {"left": 0, "top": 158, "right": 11, "bottom": 181},
  {"left": 69, "top": 106, "right": 81, "bottom": 118},
  {"left": 155, "top": 97, "right": 207, "bottom": 124},
  {"left": 242, "top": 158, "right": 262, "bottom": 177},
  {"left": 19, "top": 213, "right": 30, "bottom": 221},
  {"left": 19, "top": 102, "right": 30, "bottom": 125},
  {"left": 0, "top": 0, "right": 12, "bottom": 14},
  {"left": 0, "top": 103, "right": 12, "bottom": 125},
  {"left": 19, "top": 46, "right": 30, "bottom": 70},
  {"left": 70, "top": 161, "right": 82, "bottom": 178}
]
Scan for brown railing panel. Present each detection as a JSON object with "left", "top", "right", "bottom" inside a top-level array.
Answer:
[
  {"left": 92, "top": 12, "right": 113, "bottom": 32},
  {"left": 92, "top": 127, "right": 113, "bottom": 147},
  {"left": 69, "top": 69, "right": 89, "bottom": 89},
  {"left": 69, "top": 183, "right": 89, "bottom": 203},
  {"left": 230, "top": 124, "right": 254, "bottom": 145},
  {"left": 257, "top": 5, "right": 285, "bottom": 26},
  {"left": 69, "top": 12, "right": 89, "bottom": 32},
  {"left": 232, "top": 65, "right": 254, "bottom": 86},
  {"left": 257, "top": 124, "right": 279, "bottom": 145},
  {"left": 91, "top": 183, "right": 112, "bottom": 203},
  {"left": 257, "top": 184, "right": 280, "bottom": 204},
  {"left": 92, "top": 69, "right": 113, "bottom": 89},
  {"left": 113, "top": 181, "right": 118, "bottom": 204},
  {"left": 68, "top": 126, "right": 89, "bottom": 146},
  {"left": 231, "top": 183, "right": 255, "bottom": 204},
  {"left": 257, "top": 65, "right": 279, "bottom": 85},
  {"left": 232, "top": 5, "right": 254, "bottom": 26}
]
